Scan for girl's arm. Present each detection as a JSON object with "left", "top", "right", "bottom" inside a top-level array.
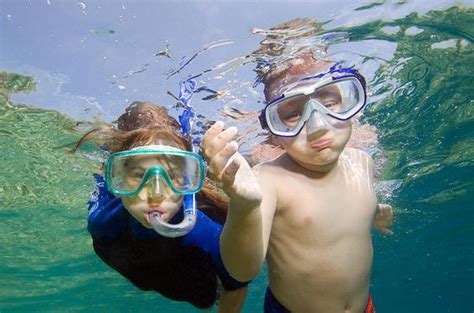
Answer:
[
  {"left": 87, "top": 174, "right": 127, "bottom": 238},
  {"left": 217, "top": 287, "right": 248, "bottom": 313},
  {"left": 182, "top": 210, "right": 250, "bottom": 310}
]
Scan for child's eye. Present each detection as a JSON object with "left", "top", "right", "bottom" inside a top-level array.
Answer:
[
  {"left": 323, "top": 101, "right": 338, "bottom": 108},
  {"left": 319, "top": 97, "right": 342, "bottom": 110},
  {"left": 130, "top": 170, "right": 145, "bottom": 179},
  {"left": 284, "top": 111, "right": 301, "bottom": 120}
]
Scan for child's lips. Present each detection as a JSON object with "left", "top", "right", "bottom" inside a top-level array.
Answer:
[
  {"left": 310, "top": 138, "right": 332, "bottom": 150},
  {"left": 146, "top": 206, "right": 165, "bottom": 224},
  {"left": 148, "top": 205, "right": 165, "bottom": 213}
]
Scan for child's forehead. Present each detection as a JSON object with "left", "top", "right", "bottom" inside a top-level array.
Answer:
[
  {"left": 155, "top": 139, "right": 177, "bottom": 146},
  {"left": 128, "top": 139, "right": 182, "bottom": 152},
  {"left": 128, "top": 154, "right": 181, "bottom": 164},
  {"left": 264, "top": 57, "right": 333, "bottom": 101}
]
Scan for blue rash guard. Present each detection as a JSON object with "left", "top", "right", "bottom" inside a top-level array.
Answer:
[{"left": 87, "top": 174, "right": 248, "bottom": 309}]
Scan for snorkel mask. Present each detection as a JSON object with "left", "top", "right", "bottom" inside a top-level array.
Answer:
[
  {"left": 105, "top": 144, "right": 206, "bottom": 237},
  {"left": 259, "top": 63, "right": 367, "bottom": 137},
  {"left": 105, "top": 145, "right": 206, "bottom": 197}
]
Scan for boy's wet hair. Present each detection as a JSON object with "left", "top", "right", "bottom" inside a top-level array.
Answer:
[
  {"left": 252, "top": 18, "right": 330, "bottom": 101},
  {"left": 248, "top": 18, "right": 337, "bottom": 163},
  {"left": 253, "top": 18, "right": 324, "bottom": 84}
]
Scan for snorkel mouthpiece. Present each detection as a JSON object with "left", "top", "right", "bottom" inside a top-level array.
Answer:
[{"left": 150, "top": 194, "right": 196, "bottom": 237}]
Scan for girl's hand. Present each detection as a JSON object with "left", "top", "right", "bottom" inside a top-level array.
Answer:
[
  {"left": 201, "top": 121, "right": 262, "bottom": 211},
  {"left": 374, "top": 203, "right": 393, "bottom": 236}
]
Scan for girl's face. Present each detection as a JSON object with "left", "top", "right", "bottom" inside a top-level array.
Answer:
[{"left": 119, "top": 141, "right": 185, "bottom": 229}]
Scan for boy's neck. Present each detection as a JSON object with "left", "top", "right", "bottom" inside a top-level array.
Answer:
[{"left": 284, "top": 153, "right": 340, "bottom": 176}]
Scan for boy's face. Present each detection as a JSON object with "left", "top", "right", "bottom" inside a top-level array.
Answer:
[
  {"left": 265, "top": 56, "right": 352, "bottom": 169},
  {"left": 277, "top": 117, "right": 352, "bottom": 169}
]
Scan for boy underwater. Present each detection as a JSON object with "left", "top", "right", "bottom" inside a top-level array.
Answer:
[{"left": 201, "top": 19, "right": 393, "bottom": 313}]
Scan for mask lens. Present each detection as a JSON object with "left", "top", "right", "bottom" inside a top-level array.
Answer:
[
  {"left": 310, "top": 79, "right": 361, "bottom": 115},
  {"left": 109, "top": 154, "right": 140, "bottom": 193},
  {"left": 309, "top": 79, "right": 361, "bottom": 115},
  {"left": 107, "top": 151, "right": 204, "bottom": 195},
  {"left": 167, "top": 154, "right": 201, "bottom": 192},
  {"left": 266, "top": 77, "right": 364, "bottom": 135},
  {"left": 267, "top": 94, "right": 307, "bottom": 133},
  {"left": 310, "top": 83, "right": 344, "bottom": 113}
]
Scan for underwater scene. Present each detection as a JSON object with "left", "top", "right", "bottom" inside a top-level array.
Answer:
[{"left": 0, "top": 1, "right": 472, "bottom": 312}]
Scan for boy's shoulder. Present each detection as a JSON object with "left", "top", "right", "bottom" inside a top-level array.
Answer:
[
  {"left": 342, "top": 147, "right": 375, "bottom": 174},
  {"left": 344, "top": 147, "right": 372, "bottom": 161},
  {"left": 252, "top": 155, "right": 294, "bottom": 193}
]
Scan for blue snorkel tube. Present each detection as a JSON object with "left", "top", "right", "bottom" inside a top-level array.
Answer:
[{"left": 150, "top": 79, "right": 199, "bottom": 237}]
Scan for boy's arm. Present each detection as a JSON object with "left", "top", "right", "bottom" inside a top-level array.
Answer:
[
  {"left": 374, "top": 203, "right": 393, "bottom": 236},
  {"left": 201, "top": 122, "right": 273, "bottom": 281},
  {"left": 220, "top": 161, "right": 277, "bottom": 281},
  {"left": 352, "top": 148, "right": 394, "bottom": 236}
]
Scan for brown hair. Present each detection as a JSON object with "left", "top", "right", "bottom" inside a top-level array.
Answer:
[
  {"left": 75, "top": 102, "right": 229, "bottom": 223},
  {"left": 115, "top": 101, "right": 181, "bottom": 131},
  {"left": 253, "top": 18, "right": 329, "bottom": 101},
  {"left": 74, "top": 126, "right": 191, "bottom": 154},
  {"left": 248, "top": 18, "right": 334, "bottom": 163}
]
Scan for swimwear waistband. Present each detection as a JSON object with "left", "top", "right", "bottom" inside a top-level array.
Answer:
[{"left": 264, "top": 287, "right": 376, "bottom": 313}]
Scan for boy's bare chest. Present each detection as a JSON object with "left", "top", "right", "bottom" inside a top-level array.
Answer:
[{"left": 275, "top": 170, "right": 377, "bottom": 237}]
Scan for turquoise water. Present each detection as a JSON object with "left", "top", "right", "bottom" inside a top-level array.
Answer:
[
  {"left": 1, "top": 2, "right": 473, "bottom": 312},
  {"left": 355, "top": 8, "right": 474, "bottom": 312}
]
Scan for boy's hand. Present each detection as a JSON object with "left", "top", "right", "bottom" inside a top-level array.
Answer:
[
  {"left": 201, "top": 121, "right": 262, "bottom": 210},
  {"left": 374, "top": 203, "right": 393, "bottom": 236}
]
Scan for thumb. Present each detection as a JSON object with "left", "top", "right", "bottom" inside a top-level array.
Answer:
[
  {"left": 381, "top": 228, "right": 394, "bottom": 236},
  {"left": 222, "top": 157, "right": 240, "bottom": 188}
]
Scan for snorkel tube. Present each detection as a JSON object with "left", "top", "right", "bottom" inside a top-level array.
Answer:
[{"left": 150, "top": 79, "right": 199, "bottom": 238}]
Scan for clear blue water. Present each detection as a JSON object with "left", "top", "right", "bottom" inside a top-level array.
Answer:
[{"left": 1, "top": 1, "right": 473, "bottom": 312}]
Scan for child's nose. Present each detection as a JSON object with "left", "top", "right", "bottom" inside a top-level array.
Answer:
[
  {"left": 306, "top": 110, "right": 329, "bottom": 139},
  {"left": 146, "top": 175, "right": 164, "bottom": 199}
]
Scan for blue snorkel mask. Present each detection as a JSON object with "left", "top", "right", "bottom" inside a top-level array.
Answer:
[{"left": 259, "top": 63, "right": 367, "bottom": 137}]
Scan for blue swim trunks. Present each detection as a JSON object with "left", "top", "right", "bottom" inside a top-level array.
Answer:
[{"left": 264, "top": 288, "right": 290, "bottom": 313}]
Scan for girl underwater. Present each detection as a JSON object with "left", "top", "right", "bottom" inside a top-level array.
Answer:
[{"left": 74, "top": 102, "right": 248, "bottom": 311}]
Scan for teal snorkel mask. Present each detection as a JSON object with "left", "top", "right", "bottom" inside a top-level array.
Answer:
[{"left": 105, "top": 145, "right": 206, "bottom": 197}]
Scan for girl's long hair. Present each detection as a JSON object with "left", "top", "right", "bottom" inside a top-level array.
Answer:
[{"left": 74, "top": 122, "right": 229, "bottom": 223}]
